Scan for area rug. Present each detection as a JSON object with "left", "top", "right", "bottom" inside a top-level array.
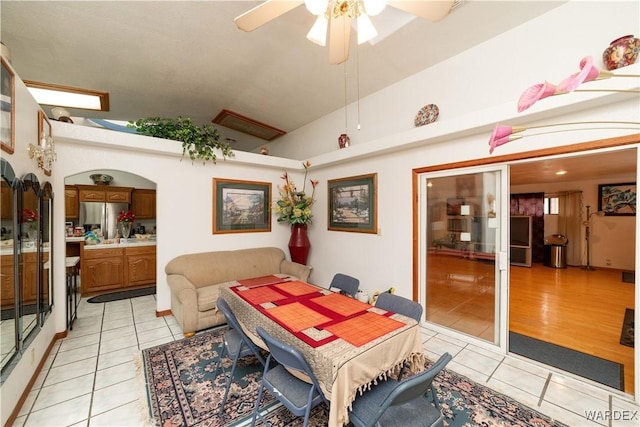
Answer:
[
  {"left": 509, "top": 331, "right": 624, "bottom": 391},
  {"left": 620, "top": 308, "right": 634, "bottom": 348},
  {"left": 142, "top": 327, "right": 568, "bottom": 427},
  {"left": 87, "top": 286, "right": 155, "bottom": 303}
]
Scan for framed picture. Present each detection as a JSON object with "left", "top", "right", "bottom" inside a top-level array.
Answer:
[
  {"left": 38, "top": 110, "right": 53, "bottom": 176},
  {"left": 328, "top": 173, "right": 377, "bottom": 233},
  {"left": 212, "top": 178, "right": 271, "bottom": 233},
  {"left": 446, "top": 198, "right": 465, "bottom": 215},
  {"left": 598, "top": 182, "right": 636, "bottom": 216},
  {"left": 1, "top": 56, "right": 15, "bottom": 154}
]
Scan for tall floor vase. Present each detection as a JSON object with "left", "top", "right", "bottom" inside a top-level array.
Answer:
[{"left": 288, "top": 224, "right": 311, "bottom": 265}]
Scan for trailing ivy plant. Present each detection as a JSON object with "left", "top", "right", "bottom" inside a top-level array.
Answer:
[{"left": 128, "top": 116, "right": 234, "bottom": 164}]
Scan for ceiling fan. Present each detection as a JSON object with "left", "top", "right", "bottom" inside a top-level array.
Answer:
[{"left": 235, "top": 1, "right": 457, "bottom": 65}]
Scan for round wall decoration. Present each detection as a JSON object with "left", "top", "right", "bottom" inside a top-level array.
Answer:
[{"left": 414, "top": 104, "right": 439, "bottom": 127}]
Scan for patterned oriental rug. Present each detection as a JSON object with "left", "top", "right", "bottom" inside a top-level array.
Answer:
[{"left": 141, "top": 327, "right": 568, "bottom": 427}]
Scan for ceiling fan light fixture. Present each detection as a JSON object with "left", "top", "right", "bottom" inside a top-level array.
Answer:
[
  {"left": 305, "top": 0, "right": 329, "bottom": 16},
  {"left": 307, "top": 14, "right": 329, "bottom": 46},
  {"left": 357, "top": 12, "right": 377, "bottom": 44},
  {"left": 362, "top": 0, "right": 386, "bottom": 16}
]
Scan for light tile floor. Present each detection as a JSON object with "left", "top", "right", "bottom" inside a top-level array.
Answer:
[{"left": 10, "top": 295, "right": 640, "bottom": 427}]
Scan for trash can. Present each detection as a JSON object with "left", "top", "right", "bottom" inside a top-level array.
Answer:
[{"left": 544, "top": 234, "right": 568, "bottom": 268}]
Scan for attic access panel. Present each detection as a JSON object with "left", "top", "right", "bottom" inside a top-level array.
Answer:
[{"left": 212, "top": 109, "right": 286, "bottom": 141}]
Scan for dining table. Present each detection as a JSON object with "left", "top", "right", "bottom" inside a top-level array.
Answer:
[{"left": 219, "top": 274, "right": 426, "bottom": 427}]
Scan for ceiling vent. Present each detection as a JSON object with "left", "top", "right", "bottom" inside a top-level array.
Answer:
[{"left": 212, "top": 109, "right": 286, "bottom": 141}]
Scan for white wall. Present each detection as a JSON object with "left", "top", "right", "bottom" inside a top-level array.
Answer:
[{"left": 0, "top": 59, "right": 58, "bottom": 426}]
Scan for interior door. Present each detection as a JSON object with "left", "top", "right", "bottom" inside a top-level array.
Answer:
[{"left": 418, "top": 165, "right": 508, "bottom": 347}]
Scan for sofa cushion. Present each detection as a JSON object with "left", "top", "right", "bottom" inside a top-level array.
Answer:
[{"left": 197, "top": 285, "right": 220, "bottom": 312}]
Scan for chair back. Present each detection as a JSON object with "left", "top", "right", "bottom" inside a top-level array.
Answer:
[
  {"left": 384, "top": 352, "right": 451, "bottom": 407},
  {"left": 217, "top": 297, "right": 265, "bottom": 365},
  {"left": 255, "top": 326, "right": 327, "bottom": 402},
  {"left": 375, "top": 292, "right": 423, "bottom": 322},
  {"left": 330, "top": 273, "right": 360, "bottom": 297}
]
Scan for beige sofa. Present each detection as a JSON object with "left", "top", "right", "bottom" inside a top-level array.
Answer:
[{"left": 165, "top": 247, "right": 312, "bottom": 336}]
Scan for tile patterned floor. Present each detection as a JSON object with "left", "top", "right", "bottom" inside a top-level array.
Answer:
[{"left": 9, "top": 295, "right": 640, "bottom": 426}]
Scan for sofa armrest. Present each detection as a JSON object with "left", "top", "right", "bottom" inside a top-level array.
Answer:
[
  {"left": 167, "top": 274, "right": 198, "bottom": 306},
  {"left": 281, "top": 260, "right": 312, "bottom": 282}
]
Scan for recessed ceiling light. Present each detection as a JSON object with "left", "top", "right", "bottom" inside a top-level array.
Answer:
[
  {"left": 24, "top": 80, "right": 109, "bottom": 111},
  {"left": 556, "top": 170, "right": 567, "bottom": 175}
]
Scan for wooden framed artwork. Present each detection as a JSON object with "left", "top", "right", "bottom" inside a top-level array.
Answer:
[
  {"left": 1, "top": 56, "right": 15, "bottom": 154},
  {"left": 212, "top": 178, "right": 271, "bottom": 233},
  {"left": 598, "top": 182, "right": 636, "bottom": 216},
  {"left": 38, "top": 110, "right": 53, "bottom": 176},
  {"left": 328, "top": 173, "right": 377, "bottom": 233}
]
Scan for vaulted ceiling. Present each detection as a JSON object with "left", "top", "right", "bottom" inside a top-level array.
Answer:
[{"left": 1, "top": 0, "right": 567, "bottom": 152}]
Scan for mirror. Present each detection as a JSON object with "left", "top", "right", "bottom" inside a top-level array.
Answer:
[
  {"left": 20, "top": 173, "right": 40, "bottom": 343},
  {"left": 1, "top": 158, "right": 18, "bottom": 379},
  {"left": 39, "top": 182, "right": 53, "bottom": 325}
]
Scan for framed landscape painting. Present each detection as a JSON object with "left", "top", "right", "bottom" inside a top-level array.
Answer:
[
  {"left": 598, "top": 182, "right": 636, "bottom": 216},
  {"left": 328, "top": 173, "right": 377, "bottom": 233},
  {"left": 1, "top": 56, "right": 14, "bottom": 154},
  {"left": 212, "top": 178, "right": 271, "bottom": 233}
]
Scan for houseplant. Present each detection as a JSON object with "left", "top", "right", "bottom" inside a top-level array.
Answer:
[
  {"left": 22, "top": 208, "right": 38, "bottom": 240},
  {"left": 275, "top": 161, "right": 318, "bottom": 265},
  {"left": 128, "top": 116, "right": 234, "bottom": 164}
]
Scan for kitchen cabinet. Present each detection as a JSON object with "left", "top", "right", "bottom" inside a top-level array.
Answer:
[
  {"left": 125, "top": 246, "right": 156, "bottom": 286},
  {"left": 131, "top": 189, "right": 156, "bottom": 219},
  {"left": 65, "top": 185, "right": 79, "bottom": 220},
  {"left": 1, "top": 254, "right": 14, "bottom": 307},
  {"left": 1, "top": 181, "right": 12, "bottom": 220},
  {"left": 22, "top": 252, "right": 40, "bottom": 304},
  {"left": 77, "top": 185, "right": 133, "bottom": 204},
  {"left": 82, "top": 247, "right": 124, "bottom": 293}
]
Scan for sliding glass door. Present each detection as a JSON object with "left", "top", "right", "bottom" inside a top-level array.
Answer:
[{"left": 418, "top": 166, "right": 508, "bottom": 346}]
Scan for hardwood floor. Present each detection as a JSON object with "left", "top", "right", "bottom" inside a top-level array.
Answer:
[{"left": 425, "top": 252, "right": 635, "bottom": 394}]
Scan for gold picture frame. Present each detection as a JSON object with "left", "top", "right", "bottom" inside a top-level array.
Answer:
[
  {"left": 1, "top": 57, "right": 15, "bottom": 154},
  {"left": 212, "top": 178, "right": 271, "bottom": 233}
]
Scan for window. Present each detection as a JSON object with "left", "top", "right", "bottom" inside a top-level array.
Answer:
[{"left": 544, "top": 197, "right": 559, "bottom": 215}]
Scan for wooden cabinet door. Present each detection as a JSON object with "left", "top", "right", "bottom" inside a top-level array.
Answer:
[
  {"left": 0, "top": 254, "right": 14, "bottom": 308},
  {"left": 1, "top": 181, "right": 13, "bottom": 220},
  {"left": 125, "top": 246, "right": 156, "bottom": 286},
  {"left": 22, "top": 252, "right": 38, "bottom": 304},
  {"left": 82, "top": 248, "right": 124, "bottom": 293},
  {"left": 65, "top": 185, "right": 79, "bottom": 220},
  {"left": 106, "top": 189, "right": 132, "bottom": 203},
  {"left": 79, "top": 188, "right": 106, "bottom": 202},
  {"left": 131, "top": 189, "right": 156, "bottom": 219}
]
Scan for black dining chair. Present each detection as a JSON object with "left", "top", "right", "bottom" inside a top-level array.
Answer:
[
  {"left": 348, "top": 352, "right": 452, "bottom": 427},
  {"left": 329, "top": 273, "right": 360, "bottom": 297},
  {"left": 375, "top": 292, "right": 423, "bottom": 322},
  {"left": 215, "top": 297, "right": 266, "bottom": 417},
  {"left": 251, "top": 326, "right": 328, "bottom": 427},
  {"left": 375, "top": 292, "right": 423, "bottom": 379}
]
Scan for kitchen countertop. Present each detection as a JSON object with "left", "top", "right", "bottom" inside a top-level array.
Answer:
[{"left": 83, "top": 239, "right": 156, "bottom": 249}]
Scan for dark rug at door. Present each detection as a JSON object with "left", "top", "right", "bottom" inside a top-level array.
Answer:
[
  {"left": 1, "top": 304, "right": 37, "bottom": 321},
  {"left": 620, "top": 308, "right": 634, "bottom": 348},
  {"left": 509, "top": 331, "right": 624, "bottom": 391},
  {"left": 142, "top": 327, "right": 568, "bottom": 427},
  {"left": 87, "top": 286, "right": 155, "bottom": 303}
]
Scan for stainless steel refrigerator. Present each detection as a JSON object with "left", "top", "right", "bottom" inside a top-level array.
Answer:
[{"left": 79, "top": 201, "right": 129, "bottom": 239}]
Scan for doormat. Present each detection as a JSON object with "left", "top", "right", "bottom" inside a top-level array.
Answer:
[
  {"left": 141, "top": 327, "right": 568, "bottom": 427},
  {"left": 87, "top": 286, "right": 155, "bottom": 303},
  {"left": 1, "top": 304, "right": 37, "bottom": 321},
  {"left": 620, "top": 308, "right": 634, "bottom": 348},
  {"left": 509, "top": 331, "right": 624, "bottom": 391},
  {"left": 622, "top": 271, "right": 635, "bottom": 283}
]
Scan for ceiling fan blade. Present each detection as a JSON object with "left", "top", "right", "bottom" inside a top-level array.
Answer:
[
  {"left": 235, "top": 0, "right": 304, "bottom": 32},
  {"left": 329, "top": 13, "right": 352, "bottom": 65},
  {"left": 387, "top": 1, "right": 455, "bottom": 22}
]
